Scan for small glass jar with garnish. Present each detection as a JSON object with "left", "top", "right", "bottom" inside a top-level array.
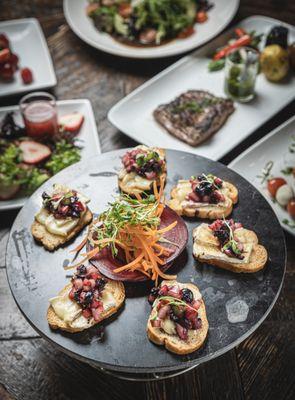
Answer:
[{"left": 224, "top": 47, "right": 259, "bottom": 103}]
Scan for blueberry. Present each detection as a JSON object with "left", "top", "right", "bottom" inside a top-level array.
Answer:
[{"left": 181, "top": 288, "right": 194, "bottom": 303}]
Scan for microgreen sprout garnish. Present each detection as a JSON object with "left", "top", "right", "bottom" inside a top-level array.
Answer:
[
  {"left": 136, "top": 151, "right": 160, "bottom": 167},
  {"left": 153, "top": 296, "right": 196, "bottom": 313},
  {"left": 282, "top": 219, "right": 295, "bottom": 229},
  {"left": 257, "top": 161, "right": 274, "bottom": 184},
  {"left": 220, "top": 218, "right": 244, "bottom": 259},
  {"left": 194, "top": 173, "right": 221, "bottom": 189},
  {"left": 90, "top": 194, "right": 160, "bottom": 257}
]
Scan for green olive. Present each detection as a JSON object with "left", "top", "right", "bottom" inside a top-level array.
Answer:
[{"left": 260, "top": 44, "right": 289, "bottom": 82}]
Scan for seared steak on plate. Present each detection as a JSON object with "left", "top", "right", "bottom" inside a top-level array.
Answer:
[{"left": 153, "top": 90, "right": 235, "bottom": 147}]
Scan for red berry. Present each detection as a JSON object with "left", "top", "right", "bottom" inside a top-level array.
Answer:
[
  {"left": 0, "top": 62, "right": 14, "bottom": 80},
  {"left": 0, "top": 33, "right": 9, "bottom": 49},
  {"left": 9, "top": 52, "right": 19, "bottom": 67},
  {"left": 21, "top": 67, "right": 33, "bottom": 84},
  {"left": 82, "top": 309, "right": 92, "bottom": 319}
]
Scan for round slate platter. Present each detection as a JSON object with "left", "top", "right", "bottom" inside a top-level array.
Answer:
[{"left": 6, "top": 149, "right": 286, "bottom": 374}]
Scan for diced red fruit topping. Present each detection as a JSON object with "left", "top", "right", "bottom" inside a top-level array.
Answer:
[
  {"left": 167, "top": 285, "right": 182, "bottom": 299},
  {"left": 69, "top": 288, "right": 76, "bottom": 300},
  {"left": 90, "top": 272, "right": 100, "bottom": 280},
  {"left": 176, "top": 323, "right": 188, "bottom": 340},
  {"left": 19, "top": 140, "right": 51, "bottom": 164},
  {"left": 21, "top": 67, "right": 33, "bottom": 84},
  {"left": 0, "top": 48, "right": 10, "bottom": 63},
  {"left": 192, "top": 300, "right": 201, "bottom": 310},
  {"left": 73, "top": 278, "right": 83, "bottom": 290},
  {"left": 91, "top": 299, "right": 101, "bottom": 309},
  {"left": 214, "top": 177, "right": 223, "bottom": 186},
  {"left": 188, "top": 191, "right": 201, "bottom": 202},
  {"left": 151, "top": 319, "right": 161, "bottom": 328},
  {"left": 145, "top": 171, "right": 157, "bottom": 180},
  {"left": 158, "top": 284, "right": 169, "bottom": 296},
  {"left": 157, "top": 304, "right": 171, "bottom": 320},
  {"left": 59, "top": 113, "right": 84, "bottom": 132},
  {"left": 92, "top": 307, "right": 103, "bottom": 321},
  {"left": 82, "top": 309, "right": 92, "bottom": 319}
]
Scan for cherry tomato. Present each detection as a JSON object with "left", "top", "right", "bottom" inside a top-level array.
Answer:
[
  {"left": 287, "top": 198, "right": 295, "bottom": 219},
  {"left": 267, "top": 178, "right": 287, "bottom": 197},
  {"left": 178, "top": 26, "right": 195, "bottom": 39},
  {"left": 196, "top": 11, "right": 208, "bottom": 23}
]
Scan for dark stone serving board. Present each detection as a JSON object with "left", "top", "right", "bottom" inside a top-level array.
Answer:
[{"left": 5, "top": 149, "right": 286, "bottom": 374}]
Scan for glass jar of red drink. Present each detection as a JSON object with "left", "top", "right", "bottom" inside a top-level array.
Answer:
[{"left": 19, "top": 92, "right": 58, "bottom": 138}]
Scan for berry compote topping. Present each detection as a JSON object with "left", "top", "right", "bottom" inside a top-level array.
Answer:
[
  {"left": 148, "top": 284, "right": 202, "bottom": 340},
  {"left": 209, "top": 219, "right": 244, "bottom": 259},
  {"left": 42, "top": 189, "right": 85, "bottom": 219},
  {"left": 69, "top": 264, "right": 106, "bottom": 321},
  {"left": 122, "top": 148, "right": 164, "bottom": 180},
  {"left": 187, "top": 173, "right": 225, "bottom": 204}
]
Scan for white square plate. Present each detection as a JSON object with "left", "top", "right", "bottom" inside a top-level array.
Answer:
[
  {"left": 229, "top": 116, "right": 295, "bottom": 237},
  {"left": 0, "top": 99, "right": 101, "bottom": 211},
  {"left": 108, "top": 16, "right": 295, "bottom": 160},
  {"left": 0, "top": 18, "right": 56, "bottom": 97}
]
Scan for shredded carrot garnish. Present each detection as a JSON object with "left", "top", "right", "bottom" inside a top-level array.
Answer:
[{"left": 69, "top": 174, "right": 177, "bottom": 281}]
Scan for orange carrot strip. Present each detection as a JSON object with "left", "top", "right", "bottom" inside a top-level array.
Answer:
[
  {"left": 70, "top": 236, "right": 88, "bottom": 253},
  {"left": 156, "top": 220, "right": 177, "bottom": 234},
  {"left": 113, "top": 253, "right": 144, "bottom": 273}
]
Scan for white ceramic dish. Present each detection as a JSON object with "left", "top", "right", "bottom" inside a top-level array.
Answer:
[
  {"left": 63, "top": 0, "right": 239, "bottom": 59},
  {"left": 229, "top": 116, "right": 295, "bottom": 237},
  {"left": 108, "top": 16, "right": 295, "bottom": 160},
  {"left": 0, "top": 18, "right": 56, "bottom": 97},
  {"left": 0, "top": 99, "right": 101, "bottom": 211}
]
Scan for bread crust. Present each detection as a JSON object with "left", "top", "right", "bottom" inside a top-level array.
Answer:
[
  {"left": 168, "top": 181, "right": 238, "bottom": 219},
  {"left": 118, "top": 148, "right": 167, "bottom": 196},
  {"left": 193, "top": 226, "right": 268, "bottom": 273},
  {"left": 147, "top": 281, "right": 209, "bottom": 355},
  {"left": 31, "top": 208, "right": 93, "bottom": 251},
  {"left": 47, "top": 280, "right": 125, "bottom": 333}
]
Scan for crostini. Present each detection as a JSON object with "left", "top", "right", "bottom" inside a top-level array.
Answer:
[
  {"left": 147, "top": 280, "right": 208, "bottom": 355},
  {"left": 193, "top": 219, "right": 268, "bottom": 273},
  {"left": 47, "top": 264, "right": 125, "bottom": 333},
  {"left": 168, "top": 173, "right": 238, "bottom": 219},
  {"left": 31, "top": 184, "right": 93, "bottom": 251},
  {"left": 118, "top": 145, "right": 167, "bottom": 196}
]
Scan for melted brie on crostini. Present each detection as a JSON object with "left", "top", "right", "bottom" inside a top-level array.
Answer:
[
  {"left": 193, "top": 224, "right": 254, "bottom": 264},
  {"left": 49, "top": 287, "right": 116, "bottom": 329},
  {"left": 173, "top": 180, "right": 232, "bottom": 210},
  {"left": 119, "top": 145, "right": 165, "bottom": 191},
  {"left": 35, "top": 184, "right": 89, "bottom": 237}
]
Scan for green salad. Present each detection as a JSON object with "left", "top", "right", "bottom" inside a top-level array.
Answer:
[
  {"left": 0, "top": 112, "right": 82, "bottom": 200},
  {"left": 87, "top": 0, "right": 213, "bottom": 45}
]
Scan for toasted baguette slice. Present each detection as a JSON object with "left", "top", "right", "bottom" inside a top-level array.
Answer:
[
  {"left": 168, "top": 180, "right": 238, "bottom": 219},
  {"left": 47, "top": 280, "right": 125, "bottom": 333},
  {"left": 31, "top": 208, "right": 93, "bottom": 251},
  {"left": 193, "top": 224, "right": 268, "bottom": 273},
  {"left": 147, "top": 280, "right": 209, "bottom": 355},
  {"left": 118, "top": 147, "right": 167, "bottom": 196}
]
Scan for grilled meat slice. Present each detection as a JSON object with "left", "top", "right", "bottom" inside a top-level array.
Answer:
[{"left": 153, "top": 90, "right": 235, "bottom": 147}]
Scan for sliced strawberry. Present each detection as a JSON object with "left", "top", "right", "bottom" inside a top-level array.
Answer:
[
  {"left": 0, "top": 48, "right": 10, "bottom": 63},
  {"left": 21, "top": 67, "right": 33, "bottom": 84},
  {"left": 19, "top": 141, "right": 51, "bottom": 165},
  {"left": 59, "top": 113, "right": 84, "bottom": 132}
]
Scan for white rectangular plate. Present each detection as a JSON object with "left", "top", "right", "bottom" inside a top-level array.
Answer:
[
  {"left": 229, "top": 116, "right": 295, "bottom": 237},
  {"left": 0, "top": 99, "right": 101, "bottom": 211},
  {"left": 108, "top": 16, "right": 295, "bottom": 160},
  {"left": 0, "top": 18, "right": 56, "bottom": 97}
]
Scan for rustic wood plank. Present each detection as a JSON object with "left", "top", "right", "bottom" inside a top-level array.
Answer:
[
  {"left": 0, "top": 269, "right": 38, "bottom": 339},
  {"left": 237, "top": 322, "right": 295, "bottom": 400},
  {"left": 146, "top": 350, "right": 244, "bottom": 400},
  {"left": 0, "top": 339, "right": 144, "bottom": 400}
]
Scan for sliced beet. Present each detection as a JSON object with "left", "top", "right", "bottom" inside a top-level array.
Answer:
[{"left": 87, "top": 205, "right": 188, "bottom": 282}]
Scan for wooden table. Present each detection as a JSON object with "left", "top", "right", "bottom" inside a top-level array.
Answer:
[{"left": 0, "top": 1, "right": 294, "bottom": 399}]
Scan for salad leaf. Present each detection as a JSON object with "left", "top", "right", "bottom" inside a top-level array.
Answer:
[
  {"left": 0, "top": 144, "right": 26, "bottom": 186},
  {"left": 45, "top": 140, "right": 81, "bottom": 175}
]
